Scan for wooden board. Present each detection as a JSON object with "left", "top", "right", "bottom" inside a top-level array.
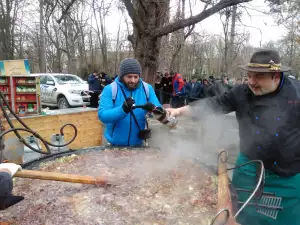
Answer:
[{"left": 2, "top": 110, "right": 103, "bottom": 163}]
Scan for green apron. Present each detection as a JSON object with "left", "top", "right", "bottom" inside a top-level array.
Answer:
[{"left": 232, "top": 153, "right": 300, "bottom": 225}]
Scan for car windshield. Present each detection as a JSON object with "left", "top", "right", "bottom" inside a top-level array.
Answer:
[{"left": 53, "top": 75, "right": 83, "bottom": 84}]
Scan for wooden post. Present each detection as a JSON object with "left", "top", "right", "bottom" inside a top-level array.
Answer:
[
  {"left": 14, "top": 169, "right": 111, "bottom": 186},
  {"left": 216, "top": 150, "right": 240, "bottom": 225}
]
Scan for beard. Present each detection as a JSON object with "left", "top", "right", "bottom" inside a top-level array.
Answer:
[
  {"left": 124, "top": 80, "right": 139, "bottom": 90},
  {"left": 249, "top": 82, "right": 278, "bottom": 96}
]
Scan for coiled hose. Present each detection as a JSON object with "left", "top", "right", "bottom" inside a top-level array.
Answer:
[{"left": 0, "top": 91, "right": 77, "bottom": 162}]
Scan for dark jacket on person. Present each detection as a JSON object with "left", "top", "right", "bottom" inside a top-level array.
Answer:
[
  {"left": 154, "top": 77, "right": 161, "bottom": 90},
  {"left": 186, "top": 81, "right": 203, "bottom": 99},
  {"left": 100, "top": 72, "right": 112, "bottom": 86},
  {"left": 88, "top": 74, "right": 101, "bottom": 92},
  {"left": 161, "top": 76, "right": 172, "bottom": 93},
  {"left": 207, "top": 80, "right": 231, "bottom": 97},
  {"left": 191, "top": 75, "right": 300, "bottom": 177},
  {"left": 202, "top": 84, "right": 212, "bottom": 98}
]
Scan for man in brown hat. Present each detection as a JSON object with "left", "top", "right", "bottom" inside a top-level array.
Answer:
[{"left": 166, "top": 49, "right": 300, "bottom": 224}]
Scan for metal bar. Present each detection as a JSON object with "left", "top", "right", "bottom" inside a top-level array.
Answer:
[
  {"left": 0, "top": 96, "right": 5, "bottom": 163},
  {"left": 216, "top": 150, "right": 240, "bottom": 225},
  {"left": 237, "top": 201, "right": 283, "bottom": 210},
  {"left": 235, "top": 188, "right": 276, "bottom": 196}
]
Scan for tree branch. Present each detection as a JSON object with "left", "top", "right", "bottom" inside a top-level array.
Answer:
[
  {"left": 45, "top": 0, "right": 59, "bottom": 25},
  {"left": 154, "top": 0, "right": 252, "bottom": 37},
  {"left": 56, "top": 0, "right": 78, "bottom": 24},
  {"left": 122, "top": 0, "right": 144, "bottom": 32},
  {"left": 127, "top": 34, "right": 134, "bottom": 45},
  {"left": 184, "top": 24, "right": 195, "bottom": 39},
  {"left": 137, "top": 0, "right": 147, "bottom": 14}
]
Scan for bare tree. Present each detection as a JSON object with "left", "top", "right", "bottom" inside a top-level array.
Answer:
[
  {"left": 91, "top": 0, "right": 111, "bottom": 73},
  {"left": 122, "top": 0, "right": 252, "bottom": 83},
  {"left": 0, "top": 0, "right": 26, "bottom": 60},
  {"left": 219, "top": 7, "right": 231, "bottom": 74},
  {"left": 228, "top": 4, "right": 237, "bottom": 75},
  {"left": 169, "top": 0, "right": 195, "bottom": 72},
  {"left": 39, "top": 0, "right": 46, "bottom": 72}
]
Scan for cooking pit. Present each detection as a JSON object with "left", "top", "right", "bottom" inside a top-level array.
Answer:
[{"left": 1, "top": 148, "right": 218, "bottom": 225}]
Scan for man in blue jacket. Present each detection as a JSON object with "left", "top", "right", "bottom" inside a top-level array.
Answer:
[
  {"left": 186, "top": 76, "right": 203, "bottom": 103},
  {"left": 98, "top": 58, "right": 161, "bottom": 147}
]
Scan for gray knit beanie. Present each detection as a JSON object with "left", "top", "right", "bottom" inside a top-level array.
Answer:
[{"left": 119, "top": 58, "right": 141, "bottom": 78}]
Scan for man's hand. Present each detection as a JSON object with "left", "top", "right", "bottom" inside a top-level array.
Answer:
[
  {"left": 0, "top": 163, "right": 22, "bottom": 177},
  {"left": 122, "top": 97, "right": 135, "bottom": 113},
  {"left": 165, "top": 108, "right": 181, "bottom": 118},
  {"left": 166, "top": 105, "right": 193, "bottom": 118}
]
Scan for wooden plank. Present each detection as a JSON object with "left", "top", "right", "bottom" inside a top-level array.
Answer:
[
  {"left": 216, "top": 150, "right": 240, "bottom": 225},
  {"left": 14, "top": 169, "right": 109, "bottom": 185}
]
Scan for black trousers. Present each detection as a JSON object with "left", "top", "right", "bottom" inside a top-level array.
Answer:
[
  {"left": 90, "top": 92, "right": 100, "bottom": 108},
  {"left": 155, "top": 90, "right": 161, "bottom": 103},
  {"left": 162, "top": 92, "right": 171, "bottom": 104},
  {"left": 171, "top": 95, "right": 185, "bottom": 108}
]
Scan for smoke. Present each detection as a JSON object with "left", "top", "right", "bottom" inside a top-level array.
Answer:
[{"left": 132, "top": 98, "right": 239, "bottom": 182}]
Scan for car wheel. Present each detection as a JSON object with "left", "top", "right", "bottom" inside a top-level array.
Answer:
[{"left": 58, "top": 97, "right": 70, "bottom": 109}]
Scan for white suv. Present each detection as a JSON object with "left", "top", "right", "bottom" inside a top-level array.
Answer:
[{"left": 32, "top": 73, "right": 90, "bottom": 109}]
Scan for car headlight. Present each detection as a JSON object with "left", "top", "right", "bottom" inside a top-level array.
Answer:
[{"left": 68, "top": 89, "right": 82, "bottom": 95}]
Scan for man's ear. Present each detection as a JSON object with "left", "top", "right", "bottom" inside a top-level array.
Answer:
[{"left": 272, "top": 72, "right": 281, "bottom": 81}]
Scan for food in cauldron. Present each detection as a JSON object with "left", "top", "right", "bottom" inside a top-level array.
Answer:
[{"left": 1, "top": 149, "right": 217, "bottom": 225}]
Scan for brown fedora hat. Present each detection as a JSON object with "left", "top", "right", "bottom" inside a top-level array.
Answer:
[{"left": 239, "top": 49, "right": 292, "bottom": 72}]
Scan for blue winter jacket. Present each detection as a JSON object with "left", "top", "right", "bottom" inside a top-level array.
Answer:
[
  {"left": 186, "top": 82, "right": 203, "bottom": 98},
  {"left": 98, "top": 77, "right": 161, "bottom": 146}
]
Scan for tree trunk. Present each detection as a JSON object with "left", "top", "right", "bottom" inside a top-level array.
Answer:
[
  {"left": 221, "top": 8, "right": 231, "bottom": 74},
  {"left": 228, "top": 5, "right": 237, "bottom": 75},
  {"left": 289, "top": 19, "right": 295, "bottom": 67},
  {"left": 0, "top": 0, "right": 14, "bottom": 59},
  {"left": 114, "top": 16, "right": 122, "bottom": 75},
  {"left": 65, "top": 11, "right": 77, "bottom": 74},
  {"left": 126, "top": 0, "right": 170, "bottom": 84},
  {"left": 170, "top": 0, "right": 184, "bottom": 72},
  {"left": 39, "top": 0, "right": 46, "bottom": 72},
  {"left": 134, "top": 34, "right": 162, "bottom": 84},
  {"left": 89, "top": 26, "right": 94, "bottom": 69},
  {"left": 99, "top": 1, "right": 108, "bottom": 72}
]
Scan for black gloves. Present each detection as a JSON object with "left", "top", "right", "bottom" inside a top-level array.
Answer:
[
  {"left": 0, "top": 171, "right": 24, "bottom": 210},
  {"left": 0, "top": 195, "right": 24, "bottom": 210},
  {"left": 122, "top": 97, "right": 135, "bottom": 114},
  {"left": 141, "top": 102, "right": 155, "bottom": 112}
]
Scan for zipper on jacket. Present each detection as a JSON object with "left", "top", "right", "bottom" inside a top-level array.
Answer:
[
  {"left": 127, "top": 91, "right": 133, "bottom": 146},
  {"left": 111, "top": 124, "right": 116, "bottom": 137},
  {"left": 128, "top": 114, "right": 132, "bottom": 146}
]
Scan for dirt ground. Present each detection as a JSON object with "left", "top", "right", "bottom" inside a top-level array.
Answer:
[{"left": 1, "top": 149, "right": 218, "bottom": 225}]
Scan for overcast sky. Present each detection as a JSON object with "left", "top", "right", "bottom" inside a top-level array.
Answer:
[{"left": 103, "top": 0, "right": 283, "bottom": 47}]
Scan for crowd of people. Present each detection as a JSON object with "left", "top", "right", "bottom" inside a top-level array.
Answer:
[
  {"left": 87, "top": 67, "right": 249, "bottom": 109},
  {"left": 154, "top": 71, "right": 249, "bottom": 108}
]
